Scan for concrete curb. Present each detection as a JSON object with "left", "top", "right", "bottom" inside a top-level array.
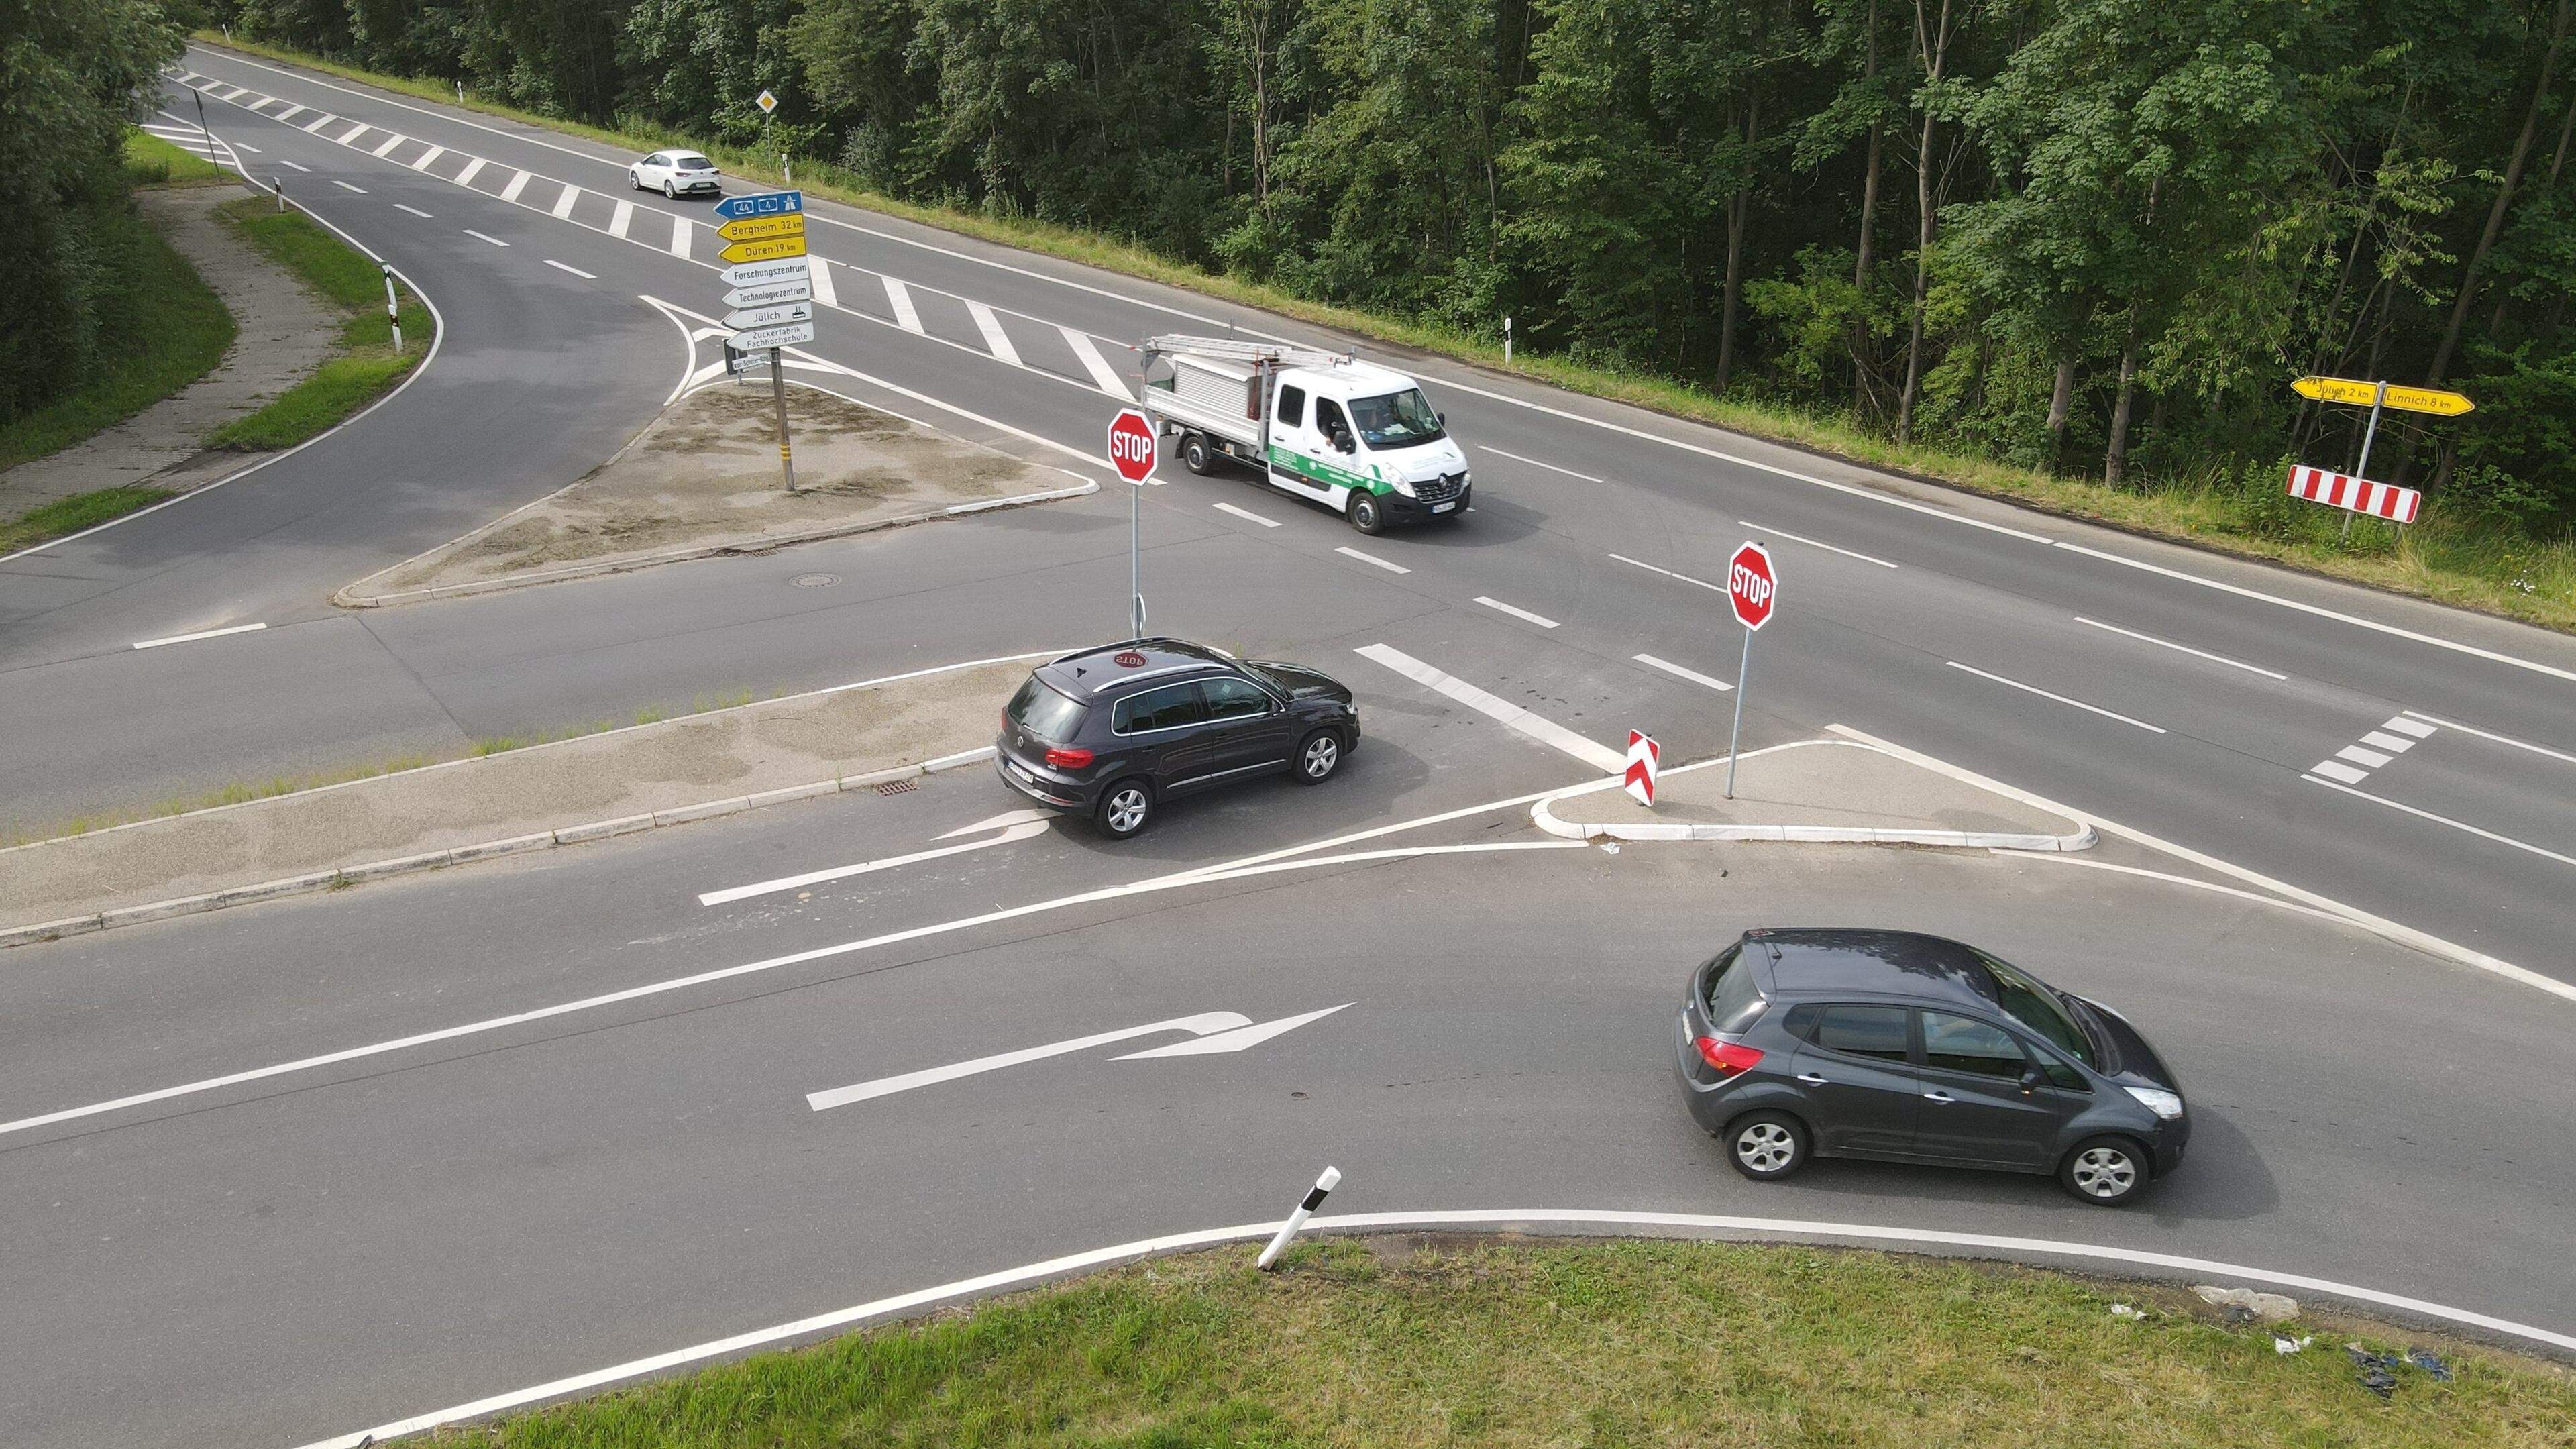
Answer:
[
  {"left": 334, "top": 480, "right": 1097, "bottom": 608},
  {"left": 0, "top": 749, "right": 999, "bottom": 951},
  {"left": 1529, "top": 738, "right": 2096, "bottom": 852}
]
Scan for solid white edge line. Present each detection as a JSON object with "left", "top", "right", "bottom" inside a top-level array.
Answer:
[
  {"left": 2400, "top": 709, "right": 2576, "bottom": 767},
  {"left": 2302, "top": 774, "right": 2576, "bottom": 869},
  {"left": 286, "top": 1205, "right": 2576, "bottom": 1447},
  {"left": 2072, "top": 616, "right": 2288, "bottom": 680},
  {"left": 1945, "top": 661, "right": 2167, "bottom": 733},
  {"left": 543, "top": 259, "right": 596, "bottom": 279},
  {"left": 185, "top": 46, "right": 2576, "bottom": 687},
  {"left": 131, "top": 622, "right": 267, "bottom": 650},
  {"left": 1827, "top": 724, "right": 2572, "bottom": 1005},
  {"left": 1212, "top": 501, "right": 1281, "bottom": 528},
  {"left": 1632, "top": 653, "right": 1733, "bottom": 692},
  {"left": 0, "top": 150, "right": 447, "bottom": 566},
  {"left": 1737, "top": 519, "right": 1898, "bottom": 568},
  {"left": 1992, "top": 851, "right": 2361, "bottom": 930},
  {"left": 1333, "top": 545, "right": 1409, "bottom": 574},
  {"left": 1473, "top": 595, "right": 1560, "bottom": 629},
  {"left": 1479, "top": 445, "right": 1604, "bottom": 483}
]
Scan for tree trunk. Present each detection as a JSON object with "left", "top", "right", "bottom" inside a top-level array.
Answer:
[
  {"left": 1850, "top": 0, "right": 1884, "bottom": 411},
  {"left": 1895, "top": 0, "right": 1954, "bottom": 442},
  {"left": 2103, "top": 315, "right": 2141, "bottom": 488},
  {"left": 2044, "top": 350, "right": 2076, "bottom": 468},
  {"left": 1717, "top": 97, "right": 1759, "bottom": 393},
  {"left": 2428, "top": 0, "right": 2571, "bottom": 384}
]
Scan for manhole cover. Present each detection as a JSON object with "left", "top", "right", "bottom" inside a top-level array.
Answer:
[{"left": 790, "top": 572, "right": 838, "bottom": 588}]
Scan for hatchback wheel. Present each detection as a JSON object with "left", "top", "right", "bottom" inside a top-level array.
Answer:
[
  {"left": 1348, "top": 492, "right": 1385, "bottom": 535},
  {"left": 1094, "top": 780, "right": 1152, "bottom": 839},
  {"left": 664, "top": 179, "right": 678, "bottom": 200},
  {"left": 1724, "top": 1110, "right": 1807, "bottom": 1181},
  {"left": 1293, "top": 729, "right": 1342, "bottom": 784},
  {"left": 1182, "top": 433, "right": 1215, "bottom": 474},
  {"left": 2059, "top": 1136, "right": 2148, "bottom": 1205}
]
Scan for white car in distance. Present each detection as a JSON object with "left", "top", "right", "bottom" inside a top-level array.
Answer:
[{"left": 628, "top": 151, "right": 721, "bottom": 199}]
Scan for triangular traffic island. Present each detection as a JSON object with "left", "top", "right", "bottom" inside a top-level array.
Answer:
[
  {"left": 1532, "top": 737, "right": 2092, "bottom": 851},
  {"left": 334, "top": 384, "right": 1093, "bottom": 606}
]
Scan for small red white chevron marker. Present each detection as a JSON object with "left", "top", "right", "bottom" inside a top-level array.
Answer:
[{"left": 1624, "top": 731, "right": 1660, "bottom": 806}]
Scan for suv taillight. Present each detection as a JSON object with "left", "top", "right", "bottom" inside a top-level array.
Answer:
[
  {"left": 1044, "top": 745, "right": 1094, "bottom": 769},
  {"left": 1695, "top": 1036, "right": 1763, "bottom": 1078}
]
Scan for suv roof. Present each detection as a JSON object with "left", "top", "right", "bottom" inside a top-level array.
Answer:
[
  {"left": 1742, "top": 928, "right": 2004, "bottom": 1013},
  {"left": 1038, "top": 639, "right": 1236, "bottom": 702}
]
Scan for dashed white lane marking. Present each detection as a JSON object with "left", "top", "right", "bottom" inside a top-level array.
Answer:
[
  {"left": 133, "top": 622, "right": 266, "bottom": 651},
  {"left": 549, "top": 182, "right": 579, "bottom": 219},
  {"left": 2302, "top": 773, "right": 2576, "bottom": 869},
  {"left": 368, "top": 132, "right": 403, "bottom": 158},
  {"left": 1739, "top": 519, "right": 1898, "bottom": 569},
  {"left": 1947, "top": 661, "right": 2167, "bottom": 733},
  {"left": 608, "top": 199, "right": 633, "bottom": 239},
  {"left": 393, "top": 203, "right": 433, "bottom": 219},
  {"left": 1633, "top": 653, "right": 1733, "bottom": 692},
  {"left": 1335, "top": 545, "right": 1409, "bottom": 574},
  {"left": 2400, "top": 709, "right": 2576, "bottom": 768},
  {"left": 278, "top": 158, "right": 309, "bottom": 172},
  {"left": 453, "top": 156, "right": 484, "bottom": 186},
  {"left": 273, "top": 103, "right": 305, "bottom": 121},
  {"left": 410, "top": 143, "right": 444, "bottom": 170},
  {"left": 330, "top": 180, "right": 366, "bottom": 193},
  {"left": 967, "top": 299, "right": 1019, "bottom": 365},
  {"left": 544, "top": 260, "right": 596, "bottom": 279},
  {"left": 2074, "top": 616, "right": 2286, "bottom": 680},
  {"left": 1063, "top": 326, "right": 1130, "bottom": 396},
  {"left": 1213, "top": 502, "right": 1280, "bottom": 528},
  {"left": 1474, "top": 596, "right": 1561, "bottom": 629},
  {"left": 667, "top": 215, "right": 692, "bottom": 258},
  {"left": 883, "top": 276, "right": 924, "bottom": 333},
  {"left": 1607, "top": 551, "right": 1727, "bottom": 596},
  {"left": 807, "top": 255, "right": 837, "bottom": 307},
  {"left": 1479, "top": 445, "right": 1605, "bottom": 483},
  {"left": 231, "top": 141, "right": 260, "bottom": 154},
  {"left": 1356, "top": 643, "right": 1623, "bottom": 772},
  {"left": 462, "top": 229, "right": 508, "bottom": 247},
  {"left": 499, "top": 168, "right": 530, "bottom": 203},
  {"left": 2308, "top": 714, "right": 2432, "bottom": 784}
]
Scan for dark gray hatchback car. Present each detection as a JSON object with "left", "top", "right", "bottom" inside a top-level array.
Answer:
[
  {"left": 994, "top": 639, "right": 1360, "bottom": 837},
  {"left": 1675, "top": 928, "right": 2188, "bottom": 1205}
]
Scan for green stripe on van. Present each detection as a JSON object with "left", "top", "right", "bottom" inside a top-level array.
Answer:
[{"left": 1266, "top": 443, "right": 1389, "bottom": 495}]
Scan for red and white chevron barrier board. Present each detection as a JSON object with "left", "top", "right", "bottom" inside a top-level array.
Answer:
[
  {"left": 1624, "top": 731, "right": 1660, "bottom": 806},
  {"left": 2286, "top": 464, "right": 2420, "bottom": 523}
]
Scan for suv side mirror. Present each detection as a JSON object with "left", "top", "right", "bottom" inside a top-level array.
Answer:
[{"left": 2018, "top": 1065, "right": 2046, "bottom": 1095}]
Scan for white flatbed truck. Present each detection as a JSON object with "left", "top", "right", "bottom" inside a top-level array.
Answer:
[{"left": 1138, "top": 335, "right": 1472, "bottom": 534}]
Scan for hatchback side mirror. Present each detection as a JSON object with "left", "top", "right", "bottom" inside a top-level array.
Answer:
[{"left": 2018, "top": 1066, "right": 2046, "bottom": 1095}]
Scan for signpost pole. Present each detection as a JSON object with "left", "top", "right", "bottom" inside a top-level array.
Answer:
[
  {"left": 2345, "top": 380, "right": 2390, "bottom": 544},
  {"left": 1130, "top": 469, "right": 1143, "bottom": 639},
  {"left": 193, "top": 89, "right": 211, "bottom": 153},
  {"left": 1725, "top": 627, "right": 1752, "bottom": 800},
  {"left": 769, "top": 350, "right": 796, "bottom": 492}
]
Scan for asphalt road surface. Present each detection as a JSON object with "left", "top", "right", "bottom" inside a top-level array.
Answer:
[{"left": 0, "top": 45, "right": 2571, "bottom": 1448}]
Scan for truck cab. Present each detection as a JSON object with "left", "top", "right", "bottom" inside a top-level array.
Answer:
[{"left": 1140, "top": 337, "right": 1472, "bottom": 535}]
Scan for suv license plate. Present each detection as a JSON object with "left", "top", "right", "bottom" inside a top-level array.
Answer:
[{"left": 1430, "top": 501, "right": 1454, "bottom": 514}]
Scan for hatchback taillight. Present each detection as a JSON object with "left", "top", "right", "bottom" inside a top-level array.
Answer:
[
  {"left": 1695, "top": 1036, "right": 1763, "bottom": 1078},
  {"left": 1044, "top": 745, "right": 1094, "bottom": 769}
]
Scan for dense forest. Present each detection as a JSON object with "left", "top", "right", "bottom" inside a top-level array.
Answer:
[{"left": 37, "top": 0, "right": 2576, "bottom": 552}]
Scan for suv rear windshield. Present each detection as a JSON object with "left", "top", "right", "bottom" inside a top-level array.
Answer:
[
  {"left": 1974, "top": 949, "right": 2097, "bottom": 1067},
  {"left": 1702, "top": 945, "right": 1766, "bottom": 1034},
  {"left": 1005, "top": 677, "right": 1085, "bottom": 741}
]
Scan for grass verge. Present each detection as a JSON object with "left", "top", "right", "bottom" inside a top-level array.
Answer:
[
  {"left": 409, "top": 1238, "right": 2573, "bottom": 1447},
  {"left": 121, "top": 128, "right": 229, "bottom": 186},
  {"left": 199, "top": 35, "right": 2576, "bottom": 634},
  {"left": 206, "top": 195, "right": 429, "bottom": 451},
  {"left": 0, "top": 486, "right": 177, "bottom": 558},
  {"left": 0, "top": 198, "right": 234, "bottom": 478}
]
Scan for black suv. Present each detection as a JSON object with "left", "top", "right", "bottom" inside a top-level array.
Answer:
[
  {"left": 994, "top": 639, "right": 1360, "bottom": 838},
  {"left": 1675, "top": 928, "right": 2188, "bottom": 1205}
]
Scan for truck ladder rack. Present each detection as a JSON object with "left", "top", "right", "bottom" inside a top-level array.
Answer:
[{"left": 1140, "top": 334, "right": 1350, "bottom": 370}]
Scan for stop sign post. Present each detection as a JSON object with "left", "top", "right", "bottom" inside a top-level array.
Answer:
[
  {"left": 1724, "top": 541, "right": 1776, "bottom": 799},
  {"left": 1108, "top": 409, "right": 1157, "bottom": 638}
]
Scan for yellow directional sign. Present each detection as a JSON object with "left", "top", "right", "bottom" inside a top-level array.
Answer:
[
  {"left": 2291, "top": 375, "right": 2476, "bottom": 416},
  {"left": 716, "top": 213, "right": 805, "bottom": 245},
  {"left": 720, "top": 235, "right": 808, "bottom": 266}
]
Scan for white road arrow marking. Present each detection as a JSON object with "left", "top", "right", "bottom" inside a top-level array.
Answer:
[
  {"left": 807, "top": 1004, "right": 1348, "bottom": 1110},
  {"left": 698, "top": 809, "right": 1053, "bottom": 906}
]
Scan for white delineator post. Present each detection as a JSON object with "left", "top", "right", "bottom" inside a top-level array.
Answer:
[
  {"left": 1256, "top": 1165, "right": 1342, "bottom": 1271},
  {"left": 381, "top": 264, "right": 401, "bottom": 353}
]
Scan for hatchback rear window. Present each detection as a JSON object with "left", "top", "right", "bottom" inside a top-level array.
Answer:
[
  {"left": 1005, "top": 677, "right": 1085, "bottom": 741},
  {"left": 1805, "top": 1005, "right": 1910, "bottom": 1062},
  {"left": 1701, "top": 947, "right": 1766, "bottom": 1034},
  {"left": 676, "top": 155, "right": 713, "bottom": 170}
]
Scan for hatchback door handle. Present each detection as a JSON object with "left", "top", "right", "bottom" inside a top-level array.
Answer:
[
  {"left": 1795, "top": 1073, "right": 1829, "bottom": 1085},
  {"left": 1922, "top": 1090, "right": 1954, "bottom": 1104}
]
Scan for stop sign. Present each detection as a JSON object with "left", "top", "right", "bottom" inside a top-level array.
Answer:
[
  {"left": 1106, "top": 408, "right": 1158, "bottom": 485},
  {"left": 1727, "top": 541, "right": 1777, "bottom": 631}
]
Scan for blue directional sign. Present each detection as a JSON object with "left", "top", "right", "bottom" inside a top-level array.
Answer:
[{"left": 715, "top": 189, "right": 802, "bottom": 221}]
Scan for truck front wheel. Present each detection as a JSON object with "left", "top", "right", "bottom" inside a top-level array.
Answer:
[
  {"left": 1181, "top": 433, "right": 1216, "bottom": 475},
  {"left": 1348, "top": 492, "right": 1385, "bottom": 535}
]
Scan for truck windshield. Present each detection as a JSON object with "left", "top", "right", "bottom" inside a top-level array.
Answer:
[{"left": 1348, "top": 388, "right": 1444, "bottom": 449}]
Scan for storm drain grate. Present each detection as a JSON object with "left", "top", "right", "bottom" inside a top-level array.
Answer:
[{"left": 875, "top": 778, "right": 916, "bottom": 795}]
